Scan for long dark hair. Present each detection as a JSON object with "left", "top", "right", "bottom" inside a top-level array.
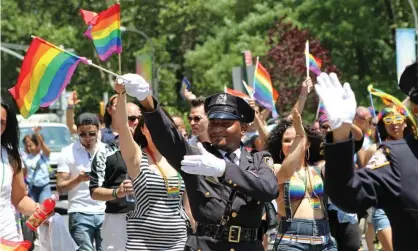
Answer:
[
  {"left": 133, "top": 107, "right": 175, "bottom": 149},
  {"left": 266, "top": 118, "right": 324, "bottom": 165},
  {"left": 103, "top": 95, "right": 118, "bottom": 128},
  {"left": 375, "top": 106, "right": 413, "bottom": 142},
  {"left": 1, "top": 101, "right": 23, "bottom": 173}
]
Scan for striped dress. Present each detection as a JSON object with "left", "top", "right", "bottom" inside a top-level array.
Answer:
[{"left": 126, "top": 152, "right": 187, "bottom": 251}]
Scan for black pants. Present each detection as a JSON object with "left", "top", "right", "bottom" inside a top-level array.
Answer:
[{"left": 328, "top": 210, "right": 360, "bottom": 251}]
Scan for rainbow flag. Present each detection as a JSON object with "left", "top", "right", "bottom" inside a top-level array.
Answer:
[
  {"left": 253, "top": 61, "right": 278, "bottom": 117},
  {"left": 308, "top": 54, "right": 322, "bottom": 76},
  {"left": 80, "top": 4, "right": 122, "bottom": 61},
  {"left": 0, "top": 239, "right": 32, "bottom": 251},
  {"left": 8, "top": 37, "right": 81, "bottom": 118},
  {"left": 243, "top": 80, "right": 279, "bottom": 102},
  {"left": 179, "top": 77, "right": 192, "bottom": 100},
  {"left": 224, "top": 86, "right": 250, "bottom": 100}
]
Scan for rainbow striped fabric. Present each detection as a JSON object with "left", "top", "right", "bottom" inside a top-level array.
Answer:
[
  {"left": 308, "top": 54, "right": 322, "bottom": 76},
  {"left": 0, "top": 238, "right": 32, "bottom": 251},
  {"left": 253, "top": 62, "right": 278, "bottom": 117},
  {"left": 80, "top": 4, "right": 122, "bottom": 61},
  {"left": 8, "top": 37, "right": 81, "bottom": 118},
  {"left": 224, "top": 86, "right": 250, "bottom": 100},
  {"left": 243, "top": 80, "right": 279, "bottom": 102}
]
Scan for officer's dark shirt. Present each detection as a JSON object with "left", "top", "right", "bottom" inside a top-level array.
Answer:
[
  {"left": 324, "top": 134, "right": 418, "bottom": 251},
  {"left": 89, "top": 142, "right": 134, "bottom": 214},
  {"left": 143, "top": 99, "right": 279, "bottom": 251}
]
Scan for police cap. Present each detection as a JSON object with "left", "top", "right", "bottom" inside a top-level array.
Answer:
[
  {"left": 399, "top": 62, "right": 418, "bottom": 103},
  {"left": 204, "top": 93, "right": 255, "bottom": 123}
]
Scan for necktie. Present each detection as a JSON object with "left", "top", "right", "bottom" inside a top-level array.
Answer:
[{"left": 225, "top": 152, "right": 237, "bottom": 163}]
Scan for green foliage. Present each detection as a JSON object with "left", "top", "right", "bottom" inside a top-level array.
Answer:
[{"left": 1, "top": 0, "right": 417, "bottom": 122}]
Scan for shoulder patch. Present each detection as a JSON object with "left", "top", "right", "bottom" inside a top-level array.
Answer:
[
  {"left": 263, "top": 157, "right": 274, "bottom": 170},
  {"left": 365, "top": 148, "right": 390, "bottom": 170}
]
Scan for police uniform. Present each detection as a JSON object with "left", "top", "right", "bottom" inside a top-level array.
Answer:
[
  {"left": 142, "top": 93, "right": 279, "bottom": 251},
  {"left": 323, "top": 62, "right": 418, "bottom": 251}
]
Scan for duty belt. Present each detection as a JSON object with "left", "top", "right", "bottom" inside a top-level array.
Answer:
[{"left": 195, "top": 223, "right": 259, "bottom": 243}]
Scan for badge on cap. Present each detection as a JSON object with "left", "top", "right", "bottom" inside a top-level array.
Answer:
[
  {"left": 264, "top": 157, "right": 274, "bottom": 170},
  {"left": 215, "top": 93, "right": 227, "bottom": 105}
]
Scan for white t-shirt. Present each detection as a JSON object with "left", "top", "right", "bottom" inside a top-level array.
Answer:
[{"left": 57, "top": 140, "right": 105, "bottom": 214}]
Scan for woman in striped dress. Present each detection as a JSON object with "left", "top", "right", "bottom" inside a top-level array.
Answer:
[{"left": 114, "top": 80, "right": 188, "bottom": 251}]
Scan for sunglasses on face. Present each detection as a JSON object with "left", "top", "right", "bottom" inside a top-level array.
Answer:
[
  {"left": 383, "top": 115, "right": 405, "bottom": 125},
  {"left": 79, "top": 131, "right": 97, "bottom": 138},
  {"left": 188, "top": 116, "right": 202, "bottom": 123},
  {"left": 128, "top": 116, "right": 141, "bottom": 122},
  {"left": 357, "top": 116, "right": 372, "bottom": 124}
]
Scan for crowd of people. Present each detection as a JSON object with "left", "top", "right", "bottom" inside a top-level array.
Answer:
[{"left": 1, "top": 62, "right": 418, "bottom": 251}]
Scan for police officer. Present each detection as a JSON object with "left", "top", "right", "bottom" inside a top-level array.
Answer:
[
  {"left": 314, "top": 65, "right": 418, "bottom": 251},
  {"left": 119, "top": 74, "right": 279, "bottom": 251}
]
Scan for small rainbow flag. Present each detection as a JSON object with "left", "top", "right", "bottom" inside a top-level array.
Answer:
[
  {"left": 253, "top": 60, "right": 278, "bottom": 117},
  {"left": 179, "top": 77, "right": 192, "bottom": 100},
  {"left": 224, "top": 86, "right": 250, "bottom": 100},
  {"left": 0, "top": 238, "right": 32, "bottom": 251},
  {"left": 80, "top": 4, "right": 122, "bottom": 61},
  {"left": 243, "top": 80, "right": 279, "bottom": 103},
  {"left": 305, "top": 41, "right": 322, "bottom": 76},
  {"left": 308, "top": 54, "right": 322, "bottom": 75},
  {"left": 8, "top": 37, "right": 81, "bottom": 118}
]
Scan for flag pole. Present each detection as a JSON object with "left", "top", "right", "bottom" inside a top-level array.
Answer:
[
  {"left": 117, "top": 0, "right": 122, "bottom": 74},
  {"left": 368, "top": 87, "right": 382, "bottom": 144},
  {"left": 305, "top": 40, "right": 310, "bottom": 78}
]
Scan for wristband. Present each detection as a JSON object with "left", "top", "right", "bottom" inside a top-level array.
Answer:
[
  {"left": 67, "top": 104, "right": 74, "bottom": 110},
  {"left": 299, "top": 95, "right": 307, "bottom": 101},
  {"left": 112, "top": 188, "right": 119, "bottom": 199}
]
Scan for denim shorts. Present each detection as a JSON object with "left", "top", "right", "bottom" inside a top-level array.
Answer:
[
  {"left": 273, "top": 218, "right": 337, "bottom": 251},
  {"left": 372, "top": 208, "right": 391, "bottom": 233}
]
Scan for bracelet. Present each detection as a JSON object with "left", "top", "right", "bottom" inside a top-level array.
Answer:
[
  {"left": 112, "top": 188, "right": 119, "bottom": 199},
  {"left": 299, "top": 95, "right": 307, "bottom": 101},
  {"left": 67, "top": 104, "right": 74, "bottom": 110}
]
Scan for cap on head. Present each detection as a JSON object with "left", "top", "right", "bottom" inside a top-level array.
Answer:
[
  {"left": 399, "top": 62, "right": 418, "bottom": 103},
  {"left": 204, "top": 93, "right": 254, "bottom": 123}
]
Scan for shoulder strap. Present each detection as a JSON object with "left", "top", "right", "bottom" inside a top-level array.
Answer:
[{"left": 213, "top": 188, "right": 237, "bottom": 239}]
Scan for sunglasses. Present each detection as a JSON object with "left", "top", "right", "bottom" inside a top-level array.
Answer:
[
  {"left": 188, "top": 116, "right": 202, "bottom": 123},
  {"left": 128, "top": 116, "right": 141, "bottom": 122},
  {"left": 383, "top": 115, "right": 405, "bottom": 125},
  {"left": 79, "top": 131, "right": 97, "bottom": 138}
]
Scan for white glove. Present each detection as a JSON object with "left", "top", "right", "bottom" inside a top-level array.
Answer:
[
  {"left": 117, "top": 73, "right": 150, "bottom": 101},
  {"left": 315, "top": 72, "right": 357, "bottom": 130},
  {"left": 181, "top": 142, "right": 226, "bottom": 177}
]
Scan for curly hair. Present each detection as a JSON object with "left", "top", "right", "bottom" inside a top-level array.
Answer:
[{"left": 266, "top": 118, "right": 324, "bottom": 164}]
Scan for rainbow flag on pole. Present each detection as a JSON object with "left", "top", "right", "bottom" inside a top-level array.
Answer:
[
  {"left": 0, "top": 238, "right": 32, "bottom": 251},
  {"left": 305, "top": 41, "right": 322, "bottom": 76},
  {"left": 8, "top": 37, "right": 81, "bottom": 118},
  {"left": 80, "top": 4, "right": 122, "bottom": 61},
  {"left": 253, "top": 59, "right": 278, "bottom": 117}
]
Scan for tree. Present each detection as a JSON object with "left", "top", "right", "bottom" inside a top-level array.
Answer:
[{"left": 265, "top": 19, "right": 338, "bottom": 120}]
